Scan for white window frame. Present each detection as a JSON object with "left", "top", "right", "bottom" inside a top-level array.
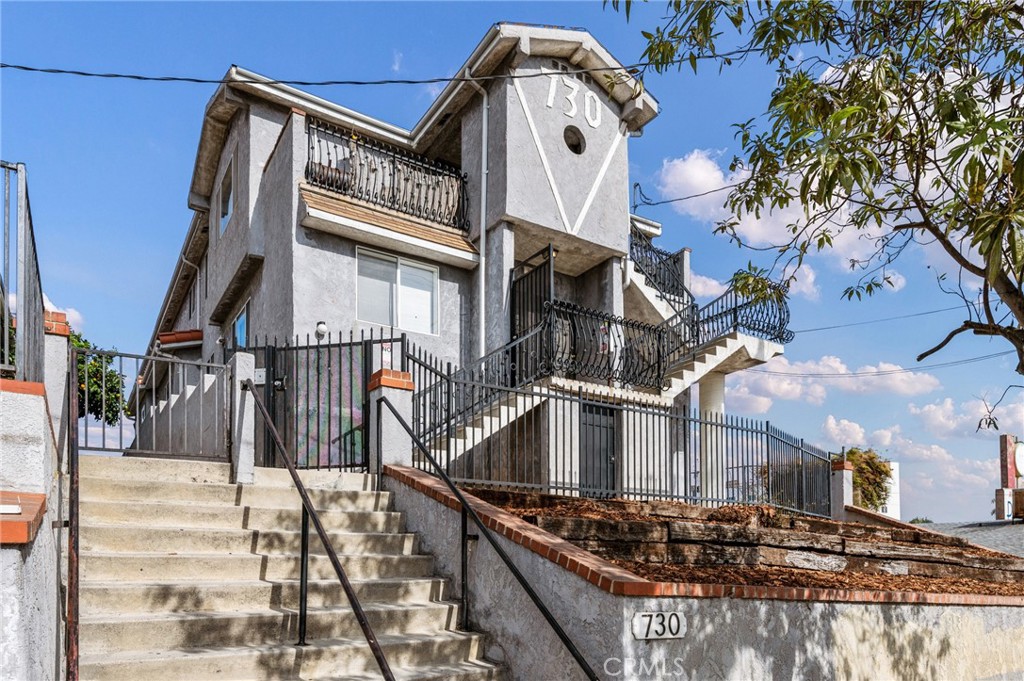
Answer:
[
  {"left": 219, "top": 156, "right": 234, "bottom": 234},
  {"left": 355, "top": 246, "right": 439, "bottom": 336},
  {"left": 231, "top": 299, "right": 249, "bottom": 349}
]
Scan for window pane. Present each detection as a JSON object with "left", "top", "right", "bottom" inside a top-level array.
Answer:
[
  {"left": 399, "top": 262, "right": 435, "bottom": 334},
  {"left": 233, "top": 306, "right": 247, "bottom": 348},
  {"left": 220, "top": 161, "right": 233, "bottom": 233},
  {"left": 358, "top": 253, "right": 396, "bottom": 326}
]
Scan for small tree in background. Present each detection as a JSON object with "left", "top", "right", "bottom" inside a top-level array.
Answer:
[
  {"left": 909, "top": 517, "right": 934, "bottom": 524},
  {"left": 841, "top": 447, "right": 892, "bottom": 512},
  {"left": 71, "top": 331, "right": 126, "bottom": 426}
]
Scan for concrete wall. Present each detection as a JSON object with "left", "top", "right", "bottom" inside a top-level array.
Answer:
[
  {"left": 385, "top": 474, "right": 1024, "bottom": 681},
  {"left": 0, "top": 386, "right": 62, "bottom": 681},
  {"left": 498, "top": 56, "right": 629, "bottom": 255}
]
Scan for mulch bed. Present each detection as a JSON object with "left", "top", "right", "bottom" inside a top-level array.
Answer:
[{"left": 468, "top": 488, "right": 1024, "bottom": 597}]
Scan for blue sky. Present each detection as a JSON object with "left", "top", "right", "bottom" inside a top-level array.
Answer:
[{"left": 2, "top": 2, "right": 1019, "bottom": 521}]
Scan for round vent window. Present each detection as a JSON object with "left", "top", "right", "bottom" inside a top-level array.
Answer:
[{"left": 563, "top": 126, "right": 586, "bottom": 155}]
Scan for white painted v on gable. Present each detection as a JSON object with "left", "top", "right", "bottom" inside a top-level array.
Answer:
[{"left": 512, "top": 74, "right": 626, "bottom": 236}]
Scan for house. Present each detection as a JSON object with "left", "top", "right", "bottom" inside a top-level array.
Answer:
[{"left": 141, "top": 22, "right": 798, "bottom": 504}]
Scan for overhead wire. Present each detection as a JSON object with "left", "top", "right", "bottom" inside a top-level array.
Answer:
[{"left": 748, "top": 350, "right": 1013, "bottom": 378}]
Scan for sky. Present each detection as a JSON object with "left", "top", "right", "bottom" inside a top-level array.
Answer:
[{"left": 2, "top": 1, "right": 1020, "bottom": 522}]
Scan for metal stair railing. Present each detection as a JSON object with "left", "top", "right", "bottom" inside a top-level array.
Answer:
[
  {"left": 628, "top": 224, "right": 696, "bottom": 316},
  {"left": 375, "top": 395, "right": 600, "bottom": 680},
  {"left": 241, "top": 378, "right": 396, "bottom": 681},
  {"left": 694, "top": 276, "right": 795, "bottom": 347}
]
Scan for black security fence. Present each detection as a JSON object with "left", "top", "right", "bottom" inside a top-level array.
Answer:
[
  {"left": 409, "top": 372, "right": 833, "bottom": 517},
  {"left": 242, "top": 330, "right": 404, "bottom": 471}
]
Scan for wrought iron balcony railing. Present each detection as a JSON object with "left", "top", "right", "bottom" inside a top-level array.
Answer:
[
  {"left": 696, "top": 276, "right": 795, "bottom": 346},
  {"left": 305, "top": 117, "right": 470, "bottom": 232}
]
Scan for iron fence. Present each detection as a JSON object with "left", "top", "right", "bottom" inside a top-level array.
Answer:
[
  {"left": 242, "top": 329, "right": 404, "bottom": 471},
  {"left": 413, "top": 374, "right": 832, "bottom": 517},
  {"left": 74, "top": 349, "right": 229, "bottom": 460},
  {"left": 305, "top": 116, "right": 469, "bottom": 232},
  {"left": 1, "top": 161, "right": 44, "bottom": 382}
]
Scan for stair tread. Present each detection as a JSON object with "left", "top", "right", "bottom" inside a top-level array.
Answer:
[
  {"left": 79, "top": 629, "right": 488, "bottom": 663},
  {"left": 80, "top": 549, "right": 430, "bottom": 559},
  {"left": 79, "top": 522, "right": 413, "bottom": 537},
  {"left": 81, "top": 576, "right": 442, "bottom": 589},
  {"left": 79, "top": 600, "right": 459, "bottom": 625}
]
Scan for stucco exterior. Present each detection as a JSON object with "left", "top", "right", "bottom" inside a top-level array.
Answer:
[{"left": 385, "top": 471, "right": 1024, "bottom": 681}]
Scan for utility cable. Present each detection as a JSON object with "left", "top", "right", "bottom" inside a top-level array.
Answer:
[
  {"left": 791, "top": 305, "right": 965, "bottom": 333},
  {"left": 748, "top": 350, "right": 1013, "bottom": 378}
]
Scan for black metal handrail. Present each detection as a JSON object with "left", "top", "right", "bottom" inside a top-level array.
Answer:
[
  {"left": 305, "top": 117, "right": 469, "bottom": 232},
  {"left": 696, "top": 276, "right": 795, "bottom": 346},
  {"left": 628, "top": 225, "right": 695, "bottom": 314},
  {"left": 242, "top": 378, "right": 396, "bottom": 681},
  {"left": 375, "top": 396, "right": 600, "bottom": 680}
]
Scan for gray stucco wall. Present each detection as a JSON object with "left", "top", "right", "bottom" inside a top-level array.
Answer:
[
  {"left": 385, "top": 475, "right": 1024, "bottom": 681},
  {"left": 499, "top": 55, "right": 629, "bottom": 255},
  {"left": 291, "top": 230, "right": 473, "bottom": 368}
]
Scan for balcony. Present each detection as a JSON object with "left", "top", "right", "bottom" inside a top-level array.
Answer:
[{"left": 305, "top": 117, "right": 469, "bottom": 232}]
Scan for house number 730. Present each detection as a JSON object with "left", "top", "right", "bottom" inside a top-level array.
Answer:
[{"left": 545, "top": 73, "right": 601, "bottom": 129}]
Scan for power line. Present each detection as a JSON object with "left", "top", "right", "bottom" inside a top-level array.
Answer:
[
  {"left": 748, "top": 350, "right": 1013, "bottom": 378},
  {"left": 791, "top": 305, "right": 964, "bottom": 333},
  {"left": 0, "top": 61, "right": 648, "bottom": 87}
]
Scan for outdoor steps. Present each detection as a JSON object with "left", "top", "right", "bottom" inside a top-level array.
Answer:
[
  {"left": 76, "top": 455, "right": 505, "bottom": 681},
  {"left": 420, "top": 392, "right": 548, "bottom": 465}
]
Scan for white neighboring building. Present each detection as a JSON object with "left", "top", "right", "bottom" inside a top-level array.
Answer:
[{"left": 878, "top": 461, "right": 901, "bottom": 521}]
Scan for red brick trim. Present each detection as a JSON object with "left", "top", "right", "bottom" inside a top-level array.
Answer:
[
  {"left": 43, "top": 310, "right": 70, "bottom": 337},
  {"left": 368, "top": 369, "right": 414, "bottom": 392},
  {"left": 0, "top": 491, "right": 46, "bottom": 545},
  {"left": 385, "top": 465, "right": 1024, "bottom": 607},
  {"left": 0, "top": 379, "right": 45, "bottom": 397},
  {"left": 831, "top": 460, "right": 853, "bottom": 472}
]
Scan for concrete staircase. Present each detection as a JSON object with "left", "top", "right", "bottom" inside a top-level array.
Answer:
[{"left": 77, "top": 455, "right": 504, "bottom": 680}]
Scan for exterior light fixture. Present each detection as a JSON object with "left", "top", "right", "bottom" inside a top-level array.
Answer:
[{"left": 314, "top": 321, "right": 328, "bottom": 341}]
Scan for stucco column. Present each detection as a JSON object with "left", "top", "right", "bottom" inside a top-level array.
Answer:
[
  {"left": 830, "top": 460, "right": 854, "bottom": 521},
  {"left": 228, "top": 352, "right": 255, "bottom": 485},
  {"left": 698, "top": 372, "right": 725, "bottom": 501},
  {"left": 367, "top": 369, "right": 415, "bottom": 474},
  {"left": 484, "top": 221, "right": 515, "bottom": 356},
  {"left": 43, "top": 311, "right": 70, "bottom": 469}
]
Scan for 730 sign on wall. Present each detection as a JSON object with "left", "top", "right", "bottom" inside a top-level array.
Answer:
[{"left": 545, "top": 72, "right": 602, "bottom": 129}]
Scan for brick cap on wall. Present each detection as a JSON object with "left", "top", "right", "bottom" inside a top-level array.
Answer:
[
  {"left": 385, "top": 465, "right": 1024, "bottom": 607},
  {"left": 832, "top": 460, "right": 854, "bottom": 472},
  {"left": 0, "top": 491, "right": 46, "bottom": 544},
  {"left": 368, "top": 369, "right": 414, "bottom": 392},
  {"left": 44, "top": 310, "right": 71, "bottom": 337}
]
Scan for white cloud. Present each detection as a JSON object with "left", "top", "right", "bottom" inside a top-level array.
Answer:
[
  {"left": 391, "top": 50, "right": 403, "bottom": 73},
  {"left": 786, "top": 264, "right": 820, "bottom": 301},
  {"left": 655, "top": 150, "right": 894, "bottom": 289},
  {"left": 43, "top": 293, "right": 84, "bottom": 330},
  {"left": 865, "top": 424, "right": 1000, "bottom": 520},
  {"left": 822, "top": 415, "right": 866, "bottom": 447},
  {"left": 6, "top": 292, "right": 83, "bottom": 330},
  {"left": 909, "top": 396, "right": 1024, "bottom": 440},
  {"left": 689, "top": 272, "right": 727, "bottom": 298},
  {"left": 885, "top": 270, "right": 907, "bottom": 292},
  {"left": 727, "top": 353, "right": 941, "bottom": 411},
  {"left": 725, "top": 383, "right": 773, "bottom": 414}
]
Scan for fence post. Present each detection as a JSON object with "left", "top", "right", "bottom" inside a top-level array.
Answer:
[
  {"left": 368, "top": 369, "right": 415, "bottom": 474},
  {"left": 228, "top": 352, "right": 256, "bottom": 484}
]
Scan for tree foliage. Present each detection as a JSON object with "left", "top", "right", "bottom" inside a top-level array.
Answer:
[
  {"left": 615, "top": 1, "right": 1024, "bottom": 372},
  {"left": 842, "top": 446, "right": 892, "bottom": 512},
  {"left": 72, "top": 331, "right": 126, "bottom": 426}
]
